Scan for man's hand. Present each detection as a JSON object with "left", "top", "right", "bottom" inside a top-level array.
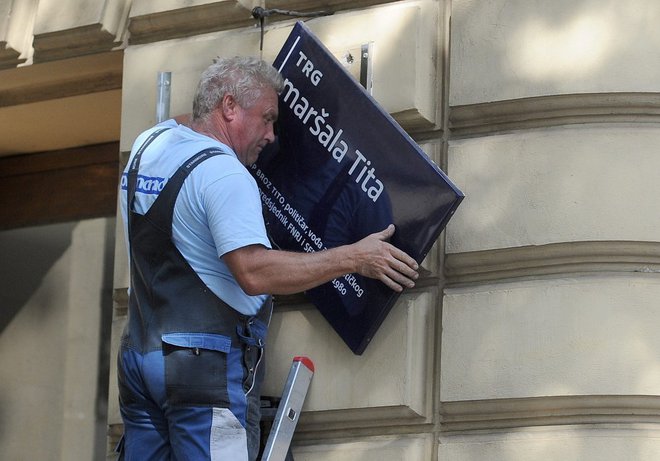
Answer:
[{"left": 349, "top": 224, "right": 419, "bottom": 292}]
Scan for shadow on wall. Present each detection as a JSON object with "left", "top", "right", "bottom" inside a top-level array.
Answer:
[
  {"left": 0, "top": 222, "right": 75, "bottom": 333},
  {"left": 0, "top": 220, "right": 115, "bottom": 460}
]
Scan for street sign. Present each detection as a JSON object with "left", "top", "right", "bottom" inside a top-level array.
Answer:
[{"left": 252, "top": 22, "right": 464, "bottom": 354}]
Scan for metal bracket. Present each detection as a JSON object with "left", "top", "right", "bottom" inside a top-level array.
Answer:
[
  {"left": 337, "top": 43, "right": 373, "bottom": 94},
  {"left": 156, "top": 71, "right": 171, "bottom": 123}
]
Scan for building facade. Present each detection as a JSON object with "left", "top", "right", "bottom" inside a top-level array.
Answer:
[{"left": 1, "top": 0, "right": 659, "bottom": 460}]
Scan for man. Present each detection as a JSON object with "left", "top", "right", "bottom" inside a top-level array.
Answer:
[{"left": 117, "top": 56, "right": 418, "bottom": 460}]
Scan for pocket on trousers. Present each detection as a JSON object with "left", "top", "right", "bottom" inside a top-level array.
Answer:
[{"left": 162, "top": 333, "right": 232, "bottom": 407}]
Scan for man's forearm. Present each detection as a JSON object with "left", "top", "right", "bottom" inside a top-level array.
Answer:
[
  {"left": 224, "top": 245, "right": 356, "bottom": 296},
  {"left": 223, "top": 225, "right": 419, "bottom": 296}
]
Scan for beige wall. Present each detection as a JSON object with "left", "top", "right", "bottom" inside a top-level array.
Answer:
[
  {"left": 2, "top": 0, "right": 659, "bottom": 460},
  {"left": 111, "top": 0, "right": 660, "bottom": 459},
  {"left": 0, "top": 219, "right": 114, "bottom": 461},
  {"left": 111, "top": 2, "right": 446, "bottom": 459},
  {"left": 442, "top": 0, "right": 660, "bottom": 459}
]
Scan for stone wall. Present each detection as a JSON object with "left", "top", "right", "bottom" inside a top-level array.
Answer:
[
  {"left": 442, "top": 0, "right": 660, "bottom": 458},
  {"left": 1, "top": 0, "right": 659, "bottom": 459},
  {"left": 111, "top": 1, "right": 447, "bottom": 458}
]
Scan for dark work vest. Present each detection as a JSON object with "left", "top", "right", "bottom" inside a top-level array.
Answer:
[{"left": 123, "top": 129, "right": 271, "bottom": 353}]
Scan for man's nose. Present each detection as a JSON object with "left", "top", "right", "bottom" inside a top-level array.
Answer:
[{"left": 265, "top": 123, "right": 276, "bottom": 143}]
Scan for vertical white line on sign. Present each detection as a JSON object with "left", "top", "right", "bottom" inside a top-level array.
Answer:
[{"left": 278, "top": 36, "right": 301, "bottom": 72}]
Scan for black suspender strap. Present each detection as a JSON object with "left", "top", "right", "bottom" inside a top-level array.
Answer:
[
  {"left": 126, "top": 126, "right": 227, "bottom": 239},
  {"left": 126, "top": 127, "right": 171, "bottom": 254},
  {"left": 126, "top": 128, "right": 171, "bottom": 211}
]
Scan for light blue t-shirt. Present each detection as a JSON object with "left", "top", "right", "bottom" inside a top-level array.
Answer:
[{"left": 120, "top": 119, "right": 271, "bottom": 315}]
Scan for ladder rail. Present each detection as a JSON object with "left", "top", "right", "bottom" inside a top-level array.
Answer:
[{"left": 261, "top": 356, "right": 315, "bottom": 461}]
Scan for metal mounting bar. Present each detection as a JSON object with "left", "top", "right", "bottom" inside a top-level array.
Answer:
[{"left": 156, "top": 71, "right": 171, "bottom": 123}]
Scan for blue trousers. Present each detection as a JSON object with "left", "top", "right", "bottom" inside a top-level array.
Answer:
[{"left": 117, "top": 336, "right": 265, "bottom": 460}]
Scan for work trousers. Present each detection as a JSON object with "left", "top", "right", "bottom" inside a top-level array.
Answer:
[{"left": 117, "top": 325, "right": 267, "bottom": 460}]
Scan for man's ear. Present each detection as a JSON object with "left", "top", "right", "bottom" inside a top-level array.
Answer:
[{"left": 221, "top": 94, "right": 238, "bottom": 120}]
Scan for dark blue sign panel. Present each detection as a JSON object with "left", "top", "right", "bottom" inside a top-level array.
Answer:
[{"left": 252, "top": 22, "right": 464, "bottom": 354}]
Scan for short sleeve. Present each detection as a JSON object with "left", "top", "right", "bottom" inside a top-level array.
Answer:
[{"left": 202, "top": 171, "right": 271, "bottom": 257}]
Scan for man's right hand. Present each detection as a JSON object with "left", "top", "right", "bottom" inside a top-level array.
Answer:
[{"left": 349, "top": 224, "right": 419, "bottom": 292}]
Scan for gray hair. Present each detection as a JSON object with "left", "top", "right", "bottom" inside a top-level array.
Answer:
[{"left": 192, "top": 56, "right": 283, "bottom": 120}]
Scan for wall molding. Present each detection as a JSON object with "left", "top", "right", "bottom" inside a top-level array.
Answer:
[
  {"left": 127, "top": 0, "right": 400, "bottom": 45},
  {"left": 450, "top": 93, "right": 660, "bottom": 138},
  {"left": 0, "top": 44, "right": 24, "bottom": 70},
  {"left": 128, "top": 1, "right": 255, "bottom": 45},
  {"left": 445, "top": 241, "right": 660, "bottom": 285},
  {"left": 296, "top": 405, "right": 429, "bottom": 437},
  {"left": 0, "top": 51, "right": 122, "bottom": 108},
  {"left": 33, "top": 24, "right": 121, "bottom": 63},
  {"left": 441, "top": 395, "right": 660, "bottom": 432}
]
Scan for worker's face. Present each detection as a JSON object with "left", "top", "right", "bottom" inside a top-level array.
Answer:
[{"left": 232, "top": 88, "right": 278, "bottom": 166}]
